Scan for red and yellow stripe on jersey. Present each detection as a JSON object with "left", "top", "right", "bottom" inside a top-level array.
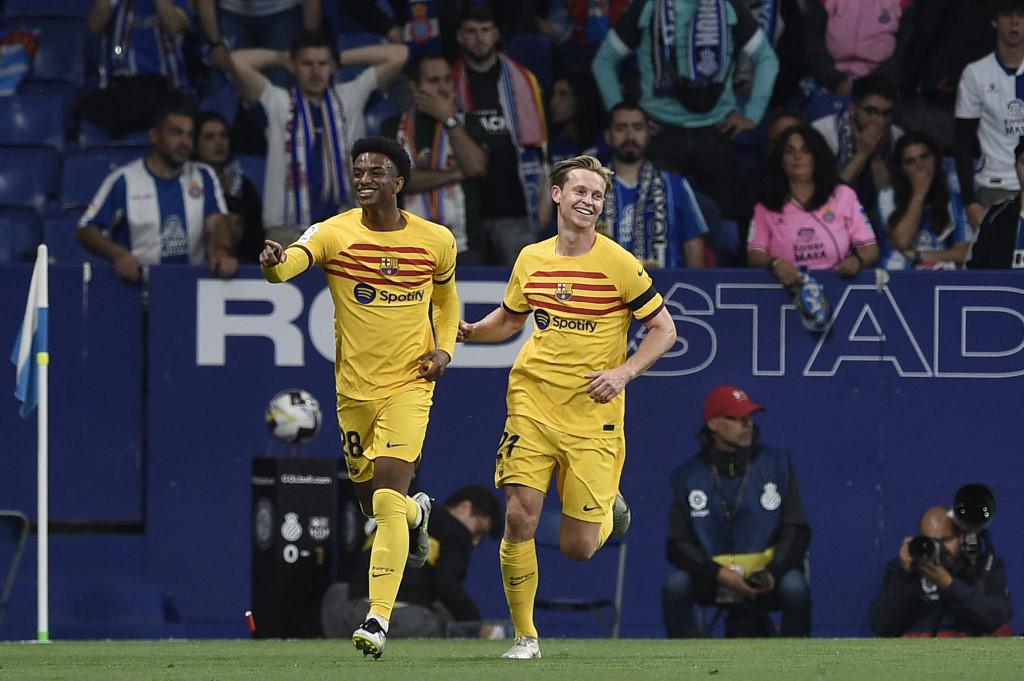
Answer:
[
  {"left": 503, "top": 234, "right": 664, "bottom": 438},
  {"left": 262, "top": 208, "right": 458, "bottom": 400}
]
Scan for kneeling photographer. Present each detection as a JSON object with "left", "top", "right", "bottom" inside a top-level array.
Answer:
[{"left": 868, "top": 485, "right": 1013, "bottom": 637}]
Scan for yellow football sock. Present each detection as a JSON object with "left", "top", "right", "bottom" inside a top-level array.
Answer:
[
  {"left": 367, "top": 488, "right": 409, "bottom": 621},
  {"left": 500, "top": 538, "right": 539, "bottom": 639},
  {"left": 404, "top": 494, "right": 421, "bottom": 528}
]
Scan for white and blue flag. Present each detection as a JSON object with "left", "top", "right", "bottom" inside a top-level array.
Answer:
[{"left": 11, "top": 249, "right": 49, "bottom": 418}]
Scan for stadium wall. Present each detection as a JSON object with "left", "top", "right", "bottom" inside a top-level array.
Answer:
[{"left": 1, "top": 265, "right": 1022, "bottom": 640}]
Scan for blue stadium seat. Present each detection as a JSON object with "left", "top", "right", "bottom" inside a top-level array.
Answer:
[
  {"left": 505, "top": 33, "right": 554, "bottom": 92},
  {"left": 0, "top": 146, "right": 61, "bottom": 211},
  {"left": 0, "top": 208, "right": 44, "bottom": 264},
  {"left": 18, "top": 80, "right": 78, "bottom": 131},
  {"left": 78, "top": 121, "right": 151, "bottom": 149},
  {"left": 16, "top": 17, "right": 87, "bottom": 87},
  {"left": 44, "top": 209, "right": 96, "bottom": 265},
  {"left": 237, "top": 154, "right": 267, "bottom": 191},
  {"left": 0, "top": 95, "right": 66, "bottom": 152},
  {"left": 62, "top": 148, "right": 144, "bottom": 210},
  {"left": 4, "top": 0, "right": 92, "bottom": 18}
]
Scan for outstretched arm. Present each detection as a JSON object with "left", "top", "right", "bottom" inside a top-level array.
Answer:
[
  {"left": 458, "top": 305, "right": 529, "bottom": 343},
  {"left": 585, "top": 306, "right": 676, "bottom": 403}
]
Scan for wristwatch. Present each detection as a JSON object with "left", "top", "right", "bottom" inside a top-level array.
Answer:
[{"left": 443, "top": 114, "right": 463, "bottom": 130}]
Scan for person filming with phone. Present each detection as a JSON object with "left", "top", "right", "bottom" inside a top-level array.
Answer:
[
  {"left": 869, "top": 485, "right": 1013, "bottom": 637},
  {"left": 662, "top": 385, "right": 811, "bottom": 638}
]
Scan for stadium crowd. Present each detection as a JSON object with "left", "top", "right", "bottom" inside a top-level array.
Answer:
[{"left": 1, "top": 0, "right": 1022, "bottom": 271}]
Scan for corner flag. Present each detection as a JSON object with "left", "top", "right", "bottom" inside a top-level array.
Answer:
[{"left": 11, "top": 246, "right": 49, "bottom": 418}]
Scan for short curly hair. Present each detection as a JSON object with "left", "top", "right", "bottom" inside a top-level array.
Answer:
[{"left": 350, "top": 136, "right": 412, "bottom": 187}]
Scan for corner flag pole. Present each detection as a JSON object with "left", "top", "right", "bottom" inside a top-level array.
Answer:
[
  {"left": 11, "top": 244, "right": 50, "bottom": 641},
  {"left": 36, "top": 244, "right": 50, "bottom": 642}
]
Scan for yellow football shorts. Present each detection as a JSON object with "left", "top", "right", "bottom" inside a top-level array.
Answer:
[
  {"left": 494, "top": 413, "right": 625, "bottom": 523},
  {"left": 337, "top": 385, "right": 434, "bottom": 483}
]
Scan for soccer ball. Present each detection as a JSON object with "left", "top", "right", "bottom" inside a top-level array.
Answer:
[{"left": 266, "top": 389, "right": 322, "bottom": 444}]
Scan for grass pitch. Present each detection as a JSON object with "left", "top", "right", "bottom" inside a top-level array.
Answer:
[{"left": 1, "top": 638, "right": 1022, "bottom": 681}]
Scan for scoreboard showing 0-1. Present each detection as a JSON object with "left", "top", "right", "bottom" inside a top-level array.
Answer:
[{"left": 251, "top": 457, "right": 338, "bottom": 638}]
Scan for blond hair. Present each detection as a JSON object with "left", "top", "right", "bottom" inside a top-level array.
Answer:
[{"left": 550, "top": 155, "right": 613, "bottom": 194}]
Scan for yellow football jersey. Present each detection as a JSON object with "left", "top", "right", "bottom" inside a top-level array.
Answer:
[
  {"left": 503, "top": 234, "right": 665, "bottom": 438},
  {"left": 264, "top": 208, "right": 457, "bottom": 400}
]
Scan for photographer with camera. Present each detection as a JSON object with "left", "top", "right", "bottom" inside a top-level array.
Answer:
[
  {"left": 868, "top": 486, "right": 1013, "bottom": 637},
  {"left": 662, "top": 385, "right": 811, "bottom": 638}
]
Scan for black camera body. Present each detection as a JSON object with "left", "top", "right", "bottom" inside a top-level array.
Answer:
[
  {"left": 745, "top": 569, "right": 772, "bottom": 589},
  {"left": 908, "top": 536, "right": 944, "bottom": 565}
]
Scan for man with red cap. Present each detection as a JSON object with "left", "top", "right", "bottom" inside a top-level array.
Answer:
[{"left": 662, "top": 384, "right": 812, "bottom": 637}]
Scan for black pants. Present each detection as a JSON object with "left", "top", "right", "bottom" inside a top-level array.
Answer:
[
  {"left": 646, "top": 121, "right": 739, "bottom": 219},
  {"left": 76, "top": 75, "right": 171, "bottom": 139}
]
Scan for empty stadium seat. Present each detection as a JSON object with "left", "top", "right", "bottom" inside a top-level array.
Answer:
[
  {"left": 0, "top": 146, "right": 61, "bottom": 211},
  {"left": 44, "top": 209, "right": 96, "bottom": 265},
  {"left": 78, "top": 121, "right": 151, "bottom": 149},
  {"left": 4, "top": 0, "right": 92, "bottom": 18},
  {"left": 62, "top": 148, "right": 144, "bottom": 209},
  {"left": 18, "top": 80, "right": 78, "bottom": 131},
  {"left": 0, "top": 95, "right": 66, "bottom": 151},
  {"left": 0, "top": 208, "right": 44, "bottom": 264},
  {"left": 15, "top": 17, "right": 87, "bottom": 87}
]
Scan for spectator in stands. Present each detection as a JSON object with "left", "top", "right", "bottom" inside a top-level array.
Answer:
[
  {"left": 381, "top": 52, "right": 490, "bottom": 265},
  {"left": 78, "top": 0, "right": 193, "bottom": 139},
  {"left": 747, "top": 123, "right": 879, "bottom": 287},
  {"left": 663, "top": 384, "right": 811, "bottom": 638},
  {"left": 601, "top": 103, "right": 707, "bottom": 268},
  {"left": 76, "top": 94, "right": 238, "bottom": 283},
  {"left": 196, "top": 0, "right": 321, "bottom": 87},
  {"left": 802, "top": 0, "right": 912, "bottom": 99},
  {"left": 878, "top": 131, "right": 974, "bottom": 270},
  {"left": 223, "top": 30, "right": 408, "bottom": 244},
  {"left": 452, "top": 3, "right": 549, "bottom": 266},
  {"left": 955, "top": 0, "right": 1024, "bottom": 230},
  {"left": 536, "top": 0, "right": 631, "bottom": 75},
  {"left": 345, "top": 0, "right": 542, "bottom": 63},
  {"left": 735, "top": 108, "right": 807, "bottom": 258},
  {"left": 193, "top": 111, "right": 265, "bottom": 264},
  {"left": 868, "top": 505, "right": 1013, "bottom": 637},
  {"left": 323, "top": 485, "right": 504, "bottom": 639},
  {"left": 812, "top": 73, "right": 903, "bottom": 228},
  {"left": 734, "top": 0, "right": 807, "bottom": 108},
  {"left": 592, "top": 0, "right": 778, "bottom": 220},
  {"left": 899, "top": 0, "right": 993, "bottom": 154},
  {"left": 547, "top": 75, "right": 604, "bottom": 165},
  {"left": 967, "top": 141, "right": 1024, "bottom": 269}
]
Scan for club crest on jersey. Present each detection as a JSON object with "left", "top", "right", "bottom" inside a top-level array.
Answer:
[
  {"left": 380, "top": 256, "right": 399, "bottom": 275},
  {"left": 555, "top": 283, "right": 573, "bottom": 301},
  {"left": 188, "top": 180, "right": 202, "bottom": 199}
]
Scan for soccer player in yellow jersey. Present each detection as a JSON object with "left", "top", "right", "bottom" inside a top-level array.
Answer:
[
  {"left": 260, "top": 137, "right": 459, "bottom": 659},
  {"left": 458, "top": 155, "right": 677, "bottom": 658}
]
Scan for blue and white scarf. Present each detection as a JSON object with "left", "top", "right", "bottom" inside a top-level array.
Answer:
[
  {"left": 286, "top": 87, "right": 349, "bottom": 228},
  {"left": 602, "top": 161, "right": 669, "bottom": 266},
  {"left": 652, "top": 0, "right": 728, "bottom": 96}
]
